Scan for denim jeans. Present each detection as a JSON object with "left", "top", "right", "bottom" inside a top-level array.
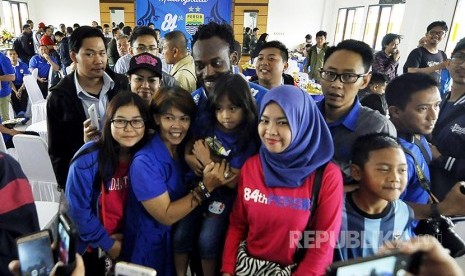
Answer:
[{"left": 173, "top": 187, "right": 235, "bottom": 259}]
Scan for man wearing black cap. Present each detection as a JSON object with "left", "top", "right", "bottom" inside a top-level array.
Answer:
[{"left": 127, "top": 52, "right": 162, "bottom": 105}]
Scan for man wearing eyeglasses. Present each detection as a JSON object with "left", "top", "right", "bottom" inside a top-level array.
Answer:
[
  {"left": 403, "top": 21, "right": 448, "bottom": 85},
  {"left": 317, "top": 39, "right": 396, "bottom": 185},
  {"left": 429, "top": 38, "right": 465, "bottom": 201},
  {"left": 113, "top": 26, "right": 177, "bottom": 87}
]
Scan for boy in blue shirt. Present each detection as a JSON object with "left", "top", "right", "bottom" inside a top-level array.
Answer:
[
  {"left": 337, "top": 133, "right": 414, "bottom": 260},
  {"left": 6, "top": 49, "right": 29, "bottom": 114}
]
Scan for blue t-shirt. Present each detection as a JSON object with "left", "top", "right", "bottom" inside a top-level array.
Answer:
[
  {"left": 12, "top": 61, "right": 30, "bottom": 86},
  {"left": 337, "top": 192, "right": 414, "bottom": 261},
  {"left": 0, "top": 52, "right": 15, "bottom": 97},
  {"left": 29, "top": 54, "right": 58, "bottom": 78},
  {"left": 123, "top": 134, "right": 186, "bottom": 275}
]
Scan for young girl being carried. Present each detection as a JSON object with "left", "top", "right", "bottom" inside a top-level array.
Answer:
[{"left": 176, "top": 74, "right": 260, "bottom": 276}]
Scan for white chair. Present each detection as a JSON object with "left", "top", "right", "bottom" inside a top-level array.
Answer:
[
  {"left": 12, "top": 134, "right": 60, "bottom": 229},
  {"left": 0, "top": 132, "right": 18, "bottom": 159},
  {"left": 0, "top": 132, "right": 7, "bottom": 153},
  {"left": 285, "top": 59, "right": 300, "bottom": 74},
  {"left": 31, "top": 68, "right": 38, "bottom": 79},
  {"left": 23, "top": 75, "right": 47, "bottom": 124}
]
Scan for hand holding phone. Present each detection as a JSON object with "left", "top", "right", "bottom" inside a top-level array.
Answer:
[
  {"left": 88, "top": 104, "right": 100, "bottom": 131},
  {"left": 16, "top": 230, "right": 55, "bottom": 276}
]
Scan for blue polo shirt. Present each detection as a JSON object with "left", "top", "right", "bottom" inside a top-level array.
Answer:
[
  {"left": 317, "top": 97, "right": 397, "bottom": 182},
  {"left": 29, "top": 54, "right": 58, "bottom": 78},
  {"left": 12, "top": 61, "right": 30, "bottom": 86},
  {"left": 398, "top": 135, "right": 431, "bottom": 204},
  {"left": 124, "top": 134, "right": 187, "bottom": 274},
  {"left": 0, "top": 52, "right": 15, "bottom": 97}
]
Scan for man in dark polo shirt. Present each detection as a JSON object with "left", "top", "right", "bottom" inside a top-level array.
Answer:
[{"left": 317, "top": 39, "right": 396, "bottom": 184}]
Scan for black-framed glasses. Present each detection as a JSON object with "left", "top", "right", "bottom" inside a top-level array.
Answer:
[
  {"left": 451, "top": 54, "right": 465, "bottom": 64},
  {"left": 132, "top": 45, "right": 158, "bottom": 53},
  {"left": 428, "top": 30, "right": 446, "bottom": 37},
  {"left": 111, "top": 119, "right": 145, "bottom": 129},
  {"left": 319, "top": 69, "right": 369, "bottom": 84}
]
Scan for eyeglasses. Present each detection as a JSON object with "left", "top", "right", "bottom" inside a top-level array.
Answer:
[
  {"left": 111, "top": 119, "right": 145, "bottom": 129},
  {"left": 132, "top": 45, "right": 158, "bottom": 53},
  {"left": 451, "top": 54, "right": 465, "bottom": 64},
  {"left": 428, "top": 30, "right": 446, "bottom": 37},
  {"left": 319, "top": 69, "right": 369, "bottom": 84}
]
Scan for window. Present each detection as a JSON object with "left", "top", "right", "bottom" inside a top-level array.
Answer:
[
  {"left": 2, "top": 1, "right": 29, "bottom": 36},
  {"left": 445, "top": 0, "right": 465, "bottom": 56},
  {"left": 334, "top": 7, "right": 365, "bottom": 45},
  {"left": 363, "top": 4, "right": 405, "bottom": 50}
]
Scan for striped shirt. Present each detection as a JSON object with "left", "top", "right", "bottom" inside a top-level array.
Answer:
[{"left": 336, "top": 192, "right": 414, "bottom": 261}]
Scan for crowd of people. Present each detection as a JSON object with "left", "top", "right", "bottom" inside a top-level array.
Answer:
[{"left": 1, "top": 17, "right": 465, "bottom": 276}]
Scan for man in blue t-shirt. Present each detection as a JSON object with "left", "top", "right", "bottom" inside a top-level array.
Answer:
[
  {"left": 0, "top": 52, "right": 15, "bottom": 121},
  {"left": 6, "top": 49, "right": 30, "bottom": 114},
  {"left": 29, "top": 45, "right": 60, "bottom": 98},
  {"left": 386, "top": 72, "right": 465, "bottom": 220}
]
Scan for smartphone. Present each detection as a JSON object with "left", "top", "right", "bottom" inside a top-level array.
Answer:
[
  {"left": 88, "top": 103, "right": 100, "bottom": 131},
  {"left": 55, "top": 213, "right": 76, "bottom": 275},
  {"left": 16, "top": 230, "right": 55, "bottom": 276},
  {"left": 326, "top": 251, "right": 422, "bottom": 276},
  {"left": 115, "top": 262, "right": 157, "bottom": 276}
]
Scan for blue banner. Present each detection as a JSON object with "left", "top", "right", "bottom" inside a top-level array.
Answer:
[{"left": 136, "top": 0, "right": 232, "bottom": 43}]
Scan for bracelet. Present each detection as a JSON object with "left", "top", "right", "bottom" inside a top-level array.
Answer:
[
  {"left": 197, "top": 181, "right": 211, "bottom": 200},
  {"left": 431, "top": 203, "right": 441, "bottom": 218}
]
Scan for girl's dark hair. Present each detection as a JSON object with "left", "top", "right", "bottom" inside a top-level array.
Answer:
[
  {"left": 208, "top": 74, "right": 258, "bottom": 152},
  {"left": 72, "top": 92, "right": 153, "bottom": 190}
]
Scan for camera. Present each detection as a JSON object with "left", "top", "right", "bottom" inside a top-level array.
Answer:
[{"left": 414, "top": 215, "right": 465, "bottom": 257}]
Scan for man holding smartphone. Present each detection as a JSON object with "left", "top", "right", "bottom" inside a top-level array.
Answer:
[{"left": 47, "top": 26, "right": 128, "bottom": 190}]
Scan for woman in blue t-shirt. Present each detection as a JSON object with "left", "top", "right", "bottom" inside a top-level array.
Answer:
[{"left": 123, "top": 86, "right": 229, "bottom": 275}]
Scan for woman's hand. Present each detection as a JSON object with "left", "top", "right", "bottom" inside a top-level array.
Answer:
[
  {"left": 203, "top": 160, "right": 236, "bottom": 191},
  {"left": 107, "top": 234, "right": 123, "bottom": 259},
  {"left": 193, "top": 139, "right": 213, "bottom": 166}
]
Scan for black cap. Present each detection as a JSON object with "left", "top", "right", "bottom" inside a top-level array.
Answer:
[{"left": 127, "top": 53, "right": 162, "bottom": 78}]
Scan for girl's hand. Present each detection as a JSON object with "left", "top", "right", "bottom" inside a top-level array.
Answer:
[{"left": 192, "top": 139, "right": 212, "bottom": 166}]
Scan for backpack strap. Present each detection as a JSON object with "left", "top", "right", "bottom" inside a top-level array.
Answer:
[{"left": 293, "top": 162, "right": 328, "bottom": 264}]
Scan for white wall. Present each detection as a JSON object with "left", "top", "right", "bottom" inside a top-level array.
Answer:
[
  {"left": 22, "top": 0, "right": 100, "bottom": 29},
  {"left": 267, "top": 0, "right": 326, "bottom": 51},
  {"left": 267, "top": 0, "right": 457, "bottom": 59}
]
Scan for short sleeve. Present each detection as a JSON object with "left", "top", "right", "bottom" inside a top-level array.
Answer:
[{"left": 130, "top": 154, "right": 168, "bottom": 201}]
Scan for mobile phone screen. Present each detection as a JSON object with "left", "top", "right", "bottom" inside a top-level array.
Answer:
[
  {"left": 17, "top": 231, "right": 54, "bottom": 276},
  {"left": 58, "top": 221, "right": 70, "bottom": 264}
]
